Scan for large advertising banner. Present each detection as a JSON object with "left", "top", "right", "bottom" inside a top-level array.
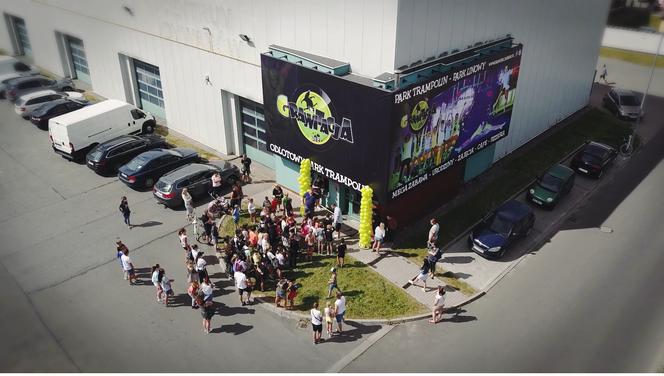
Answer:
[
  {"left": 388, "top": 45, "right": 523, "bottom": 200},
  {"left": 261, "top": 54, "right": 392, "bottom": 195}
]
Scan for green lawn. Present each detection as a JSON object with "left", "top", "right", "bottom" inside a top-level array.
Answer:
[
  {"left": 218, "top": 210, "right": 427, "bottom": 319},
  {"left": 394, "top": 108, "right": 635, "bottom": 262},
  {"left": 599, "top": 46, "right": 664, "bottom": 69}
]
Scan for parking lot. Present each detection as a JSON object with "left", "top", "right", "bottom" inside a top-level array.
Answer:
[{"left": 0, "top": 101, "right": 380, "bottom": 372}]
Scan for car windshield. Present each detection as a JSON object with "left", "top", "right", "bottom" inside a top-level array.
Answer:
[
  {"left": 539, "top": 173, "right": 562, "bottom": 192},
  {"left": 488, "top": 215, "right": 512, "bottom": 235},
  {"left": 125, "top": 154, "right": 151, "bottom": 171},
  {"left": 619, "top": 95, "right": 639, "bottom": 106},
  {"left": 155, "top": 180, "right": 171, "bottom": 192},
  {"left": 87, "top": 148, "right": 103, "bottom": 161}
]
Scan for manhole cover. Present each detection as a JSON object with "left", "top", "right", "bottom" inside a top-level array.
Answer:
[{"left": 599, "top": 226, "right": 613, "bottom": 233}]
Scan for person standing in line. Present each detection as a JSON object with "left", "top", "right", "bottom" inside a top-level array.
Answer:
[
  {"left": 232, "top": 205, "right": 241, "bottom": 230},
  {"left": 201, "top": 298, "right": 216, "bottom": 334},
  {"left": 336, "top": 239, "right": 346, "bottom": 268},
  {"left": 599, "top": 64, "right": 608, "bottom": 83},
  {"left": 427, "top": 246, "right": 443, "bottom": 278},
  {"left": 324, "top": 302, "right": 334, "bottom": 338},
  {"left": 372, "top": 222, "right": 386, "bottom": 253},
  {"left": 120, "top": 247, "right": 137, "bottom": 285},
  {"left": 159, "top": 269, "right": 174, "bottom": 307},
  {"left": 332, "top": 203, "right": 343, "bottom": 239},
  {"left": 182, "top": 188, "right": 194, "bottom": 220},
  {"left": 430, "top": 286, "right": 446, "bottom": 324},
  {"left": 240, "top": 154, "right": 252, "bottom": 183},
  {"left": 333, "top": 292, "right": 346, "bottom": 334},
  {"left": 247, "top": 198, "right": 257, "bottom": 223},
  {"left": 282, "top": 193, "right": 293, "bottom": 217},
  {"left": 119, "top": 196, "right": 131, "bottom": 229},
  {"left": 428, "top": 218, "right": 440, "bottom": 248},
  {"left": 324, "top": 224, "right": 334, "bottom": 255},
  {"left": 286, "top": 279, "right": 298, "bottom": 310},
  {"left": 272, "top": 184, "right": 284, "bottom": 212},
  {"left": 275, "top": 278, "right": 287, "bottom": 308},
  {"left": 234, "top": 268, "right": 249, "bottom": 306},
  {"left": 327, "top": 267, "right": 342, "bottom": 298},
  {"left": 116, "top": 241, "right": 128, "bottom": 279},
  {"left": 211, "top": 172, "right": 222, "bottom": 197},
  {"left": 151, "top": 264, "right": 163, "bottom": 303},
  {"left": 200, "top": 276, "right": 214, "bottom": 303},
  {"left": 288, "top": 229, "right": 300, "bottom": 269},
  {"left": 187, "top": 281, "right": 200, "bottom": 309},
  {"left": 311, "top": 301, "right": 324, "bottom": 345},
  {"left": 178, "top": 228, "right": 189, "bottom": 251}
]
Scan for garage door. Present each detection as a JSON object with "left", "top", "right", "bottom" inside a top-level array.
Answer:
[
  {"left": 133, "top": 59, "right": 165, "bottom": 119},
  {"left": 67, "top": 37, "right": 90, "bottom": 84},
  {"left": 13, "top": 17, "right": 31, "bottom": 56},
  {"left": 240, "top": 98, "right": 273, "bottom": 168}
]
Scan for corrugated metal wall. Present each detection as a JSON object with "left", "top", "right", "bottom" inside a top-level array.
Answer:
[{"left": 394, "top": 0, "right": 611, "bottom": 162}]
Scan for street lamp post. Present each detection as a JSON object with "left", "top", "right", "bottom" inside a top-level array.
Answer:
[{"left": 630, "top": 30, "right": 663, "bottom": 151}]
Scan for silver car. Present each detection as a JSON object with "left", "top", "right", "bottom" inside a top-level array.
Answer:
[
  {"left": 14, "top": 90, "right": 86, "bottom": 119},
  {"left": 602, "top": 87, "right": 643, "bottom": 121},
  {"left": 5, "top": 75, "right": 75, "bottom": 102}
]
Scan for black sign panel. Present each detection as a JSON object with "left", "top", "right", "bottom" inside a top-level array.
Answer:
[{"left": 261, "top": 54, "right": 392, "bottom": 196}]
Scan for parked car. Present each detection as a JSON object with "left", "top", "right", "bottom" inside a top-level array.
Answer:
[
  {"left": 49, "top": 99, "right": 156, "bottom": 161},
  {"left": 0, "top": 72, "right": 37, "bottom": 99},
  {"left": 5, "top": 75, "right": 75, "bottom": 102},
  {"left": 602, "top": 87, "right": 642, "bottom": 121},
  {"left": 154, "top": 162, "right": 241, "bottom": 208},
  {"left": 570, "top": 141, "right": 617, "bottom": 179},
  {"left": 469, "top": 200, "right": 535, "bottom": 259},
  {"left": 86, "top": 135, "right": 169, "bottom": 175},
  {"left": 118, "top": 148, "right": 199, "bottom": 189},
  {"left": 526, "top": 164, "right": 575, "bottom": 209},
  {"left": 14, "top": 90, "right": 85, "bottom": 119},
  {"left": 30, "top": 98, "right": 88, "bottom": 129},
  {"left": 0, "top": 56, "right": 39, "bottom": 76}
]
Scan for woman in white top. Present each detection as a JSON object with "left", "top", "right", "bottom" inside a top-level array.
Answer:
[
  {"left": 151, "top": 264, "right": 163, "bottom": 303},
  {"left": 178, "top": 228, "right": 188, "bottom": 251},
  {"left": 430, "top": 285, "right": 446, "bottom": 324},
  {"left": 310, "top": 301, "right": 324, "bottom": 345},
  {"left": 372, "top": 222, "right": 386, "bottom": 253},
  {"left": 159, "top": 269, "right": 174, "bottom": 307},
  {"left": 181, "top": 188, "right": 194, "bottom": 220}
]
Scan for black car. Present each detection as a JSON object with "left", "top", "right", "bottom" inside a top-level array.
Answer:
[
  {"left": 118, "top": 148, "right": 199, "bottom": 189},
  {"left": 570, "top": 141, "right": 617, "bottom": 179},
  {"left": 86, "top": 135, "right": 169, "bottom": 175},
  {"left": 30, "top": 98, "right": 87, "bottom": 129},
  {"left": 153, "top": 162, "right": 240, "bottom": 208},
  {"left": 469, "top": 200, "right": 535, "bottom": 259}
]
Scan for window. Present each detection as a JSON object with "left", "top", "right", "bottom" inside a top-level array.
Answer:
[
  {"left": 130, "top": 109, "right": 145, "bottom": 120},
  {"left": 240, "top": 98, "right": 269, "bottom": 153},
  {"left": 67, "top": 37, "right": 89, "bottom": 75},
  {"left": 9, "top": 16, "right": 31, "bottom": 56},
  {"left": 133, "top": 60, "right": 164, "bottom": 109}
]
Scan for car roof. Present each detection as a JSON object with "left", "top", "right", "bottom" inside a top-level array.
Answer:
[
  {"left": 495, "top": 200, "right": 532, "bottom": 223},
  {"left": 99, "top": 135, "right": 141, "bottom": 149},
  {"left": 166, "top": 148, "right": 196, "bottom": 157},
  {"left": 610, "top": 87, "right": 636, "bottom": 96},
  {"left": 546, "top": 164, "right": 574, "bottom": 179},
  {"left": 18, "top": 89, "right": 58, "bottom": 101},
  {"left": 585, "top": 141, "right": 612, "bottom": 154},
  {"left": 10, "top": 75, "right": 45, "bottom": 85},
  {"left": 161, "top": 163, "right": 212, "bottom": 181},
  {"left": 34, "top": 98, "right": 70, "bottom": 112}
]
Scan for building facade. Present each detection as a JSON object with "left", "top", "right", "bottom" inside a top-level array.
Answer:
[{"left": 1, "top": 0, "right": 610, "bottom": 223}]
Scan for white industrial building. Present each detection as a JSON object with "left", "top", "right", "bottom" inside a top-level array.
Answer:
[{"left": 1, "top": 0, "right": 610, "bottom": 220}]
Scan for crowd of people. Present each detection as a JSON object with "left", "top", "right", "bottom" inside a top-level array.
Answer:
[{"left": 114, "top": 158, "right": 354, "bottom": 339}]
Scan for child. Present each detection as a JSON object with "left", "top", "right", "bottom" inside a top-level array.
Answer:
[
  {"left": 406, "top": 258, "right": 430, "bottom": 292},
  {"left": 275, "top": 278, "right": 287, "bottom": 308},
  {"left": 336, "top": 239, "right": 346, "bottom": 268},
  {"left": 327, "top": 267, "right": 342, "bottom": 298},
  {"left": 324, "top": 302, "right": 334, "bottom": 337},
  {"left": 232, "top": 205, "right": 240, "bottom": 229},
  {"left": 305, "top": 230, "right": 315, "bottom": 261},
  {"left": 286, "top": 279, "right": 298, "bottom": 310}
]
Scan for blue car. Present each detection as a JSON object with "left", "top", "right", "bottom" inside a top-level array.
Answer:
[
  {"left": 469, "top": 200, "right": 535, "bottom": 259},
  {"left": 118, "top": 148, "right": 199, "bottom": 189}
]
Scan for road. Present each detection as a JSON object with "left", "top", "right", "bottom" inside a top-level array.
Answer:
[{"left": 344, "top": 125, "right": 664, "bottom": 372}]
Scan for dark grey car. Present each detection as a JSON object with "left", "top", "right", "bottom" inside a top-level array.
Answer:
[
  {"left": 153, "top": 162, "right": 240, "bottom": 208},
  {"left": 5, "top": 75, "right": 75, "bottom": 102}
]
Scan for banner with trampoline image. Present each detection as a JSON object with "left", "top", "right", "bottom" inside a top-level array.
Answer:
[{"left": 388, "top": 45, "right": 523, "bottom": 199}]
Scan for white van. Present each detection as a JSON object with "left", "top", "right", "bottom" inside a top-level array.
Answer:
[{"left": 49, "top": 99, "right": 156, "bottom": 160}]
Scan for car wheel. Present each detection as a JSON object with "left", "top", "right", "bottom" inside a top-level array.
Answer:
[
  {"left": 142, "top": 121, "right": 156, "bottom": 134},
  {"left": 145, "top": 177, "right": 154, "bottom": 188}
]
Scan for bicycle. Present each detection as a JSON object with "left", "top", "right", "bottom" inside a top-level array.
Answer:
[{"left": 620, "top": 133, "right": 634, "bottom": 157}]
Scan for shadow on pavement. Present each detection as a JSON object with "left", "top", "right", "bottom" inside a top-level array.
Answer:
[
  {"left": 322, "top": 321, "right": 381, "bottom": 344},
  {"left": 133, "top": 220, "right": 162, "bottom": 228},
  {"left": 441, "top": 308, "right": 478, "bottom": 324},
  {"left": 560, "top": 125, "right": 664, "bottom": 232},
  {"left": 440, "top": 255, "right": 474, "bottom": 264},
  {"left": 213, "top": 322, "right": 253, "bottom": 335}
]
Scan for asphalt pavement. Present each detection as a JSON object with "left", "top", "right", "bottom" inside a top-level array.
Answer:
[
  {"left": 0, "top": 102, "right": 383, "bottom": 372},
  {"left": 343, "top": 122, "right": 664, "bottom": 372}
]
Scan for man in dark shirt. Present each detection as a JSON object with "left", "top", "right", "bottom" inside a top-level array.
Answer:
[
  {"left": 288, "top": 230, "right": 300, "bottom": 269},
  {"left": 303, "top": 188, "right": 316, "bottom": 219},
  {"left": 240, "top": 154, "right": 252, "bottom": 183}
]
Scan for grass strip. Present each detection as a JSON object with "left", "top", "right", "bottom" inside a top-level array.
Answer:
[{"left": 599, "top": 46, "right": 664, "bottom": 68}]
